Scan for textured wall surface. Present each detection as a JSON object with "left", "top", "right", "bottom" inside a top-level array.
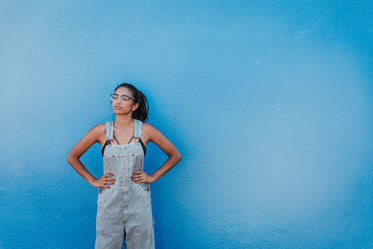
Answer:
[{"left": 1, "top": 1, "right": 373, "bottom": 248}]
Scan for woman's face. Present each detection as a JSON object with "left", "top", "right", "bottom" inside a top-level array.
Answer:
[{"left": 111, "top": 87, "right": 138, "bottom": 115}]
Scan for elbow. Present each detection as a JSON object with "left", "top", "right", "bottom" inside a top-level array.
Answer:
[
  {"left": 66, "top": 152, "right": 76, "bottom": 165},
  {"left": 66, "top": 153, "right": 72, "bottom": 165},
  {"left": 175, "top": 151, "right": 182, "bottom": 163}
]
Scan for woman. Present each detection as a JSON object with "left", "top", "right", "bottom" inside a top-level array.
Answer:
[{"left": 67, "top": 83, "right": 182, "bottom": 249}]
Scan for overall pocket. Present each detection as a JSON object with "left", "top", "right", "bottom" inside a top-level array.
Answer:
[{"left": 140, "top": 183, "right": 150, "bottom": 192}]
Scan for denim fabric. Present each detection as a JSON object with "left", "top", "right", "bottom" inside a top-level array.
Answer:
[{"left": 95, "top": 120, "right": 154, "bottom": 249}]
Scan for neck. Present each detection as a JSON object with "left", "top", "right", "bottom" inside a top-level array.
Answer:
[{"left": 114, "top": 115, "right": 134, "bottom": 128}]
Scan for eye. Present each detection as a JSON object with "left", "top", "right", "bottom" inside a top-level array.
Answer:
[
  {"left": 122, "top": 96, "right": 130, "bottom": 101},
  {"left": 110, "top": 94, "right": 119, "bottom": 100}
]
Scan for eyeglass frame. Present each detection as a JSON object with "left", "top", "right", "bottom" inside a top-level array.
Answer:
[{"left": 110, "top": 94, "right": 136, "bottom": 102}]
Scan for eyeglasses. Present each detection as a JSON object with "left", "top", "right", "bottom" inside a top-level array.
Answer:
[{"left": 110, "top": 94, "right": 136, "bottom": 102}]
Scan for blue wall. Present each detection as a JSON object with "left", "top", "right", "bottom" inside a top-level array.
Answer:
[{"left": 1, "top": 1, "right": 373, "bottom": 248}]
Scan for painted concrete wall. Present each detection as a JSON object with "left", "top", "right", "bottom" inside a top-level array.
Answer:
[{"left": 1, "top": 1, "right": 372, "bottom": 248}]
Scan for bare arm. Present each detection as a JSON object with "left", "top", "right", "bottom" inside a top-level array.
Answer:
[
  {"left": 131, "top": 123, "right": 182, "bottom": 184},
  {"left": 67, "top": 124, "right": 115, "bottom": 188}
]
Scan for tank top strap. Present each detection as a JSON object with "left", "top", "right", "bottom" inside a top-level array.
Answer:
[
  {"left": 133, "top": 119, "right": 143, "bottom": 138},
  {"left": 105, "top": 121, "right": 114, "bottom": 140}
]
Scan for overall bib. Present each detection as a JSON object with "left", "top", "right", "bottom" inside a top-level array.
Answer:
[{"left": 95, "top": 120, "right": 154, "bottom": 249}]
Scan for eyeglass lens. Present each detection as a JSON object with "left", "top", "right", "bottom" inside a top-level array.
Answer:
[{"left": 111, "top": 94, "right": 131, "bottom": 101}]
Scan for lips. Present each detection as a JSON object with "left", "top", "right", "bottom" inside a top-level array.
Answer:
[{"left": 114, "top": 106, "right": 122, "bottom": 109}]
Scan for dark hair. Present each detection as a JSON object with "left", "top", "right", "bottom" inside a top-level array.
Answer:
[{"left": 115, "top": 83, "right": 149, "bottom": 121}]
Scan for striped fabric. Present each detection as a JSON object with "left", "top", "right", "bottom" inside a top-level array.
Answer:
[{"left": 95, "top": 120, "right": 154, "bottom": 249}]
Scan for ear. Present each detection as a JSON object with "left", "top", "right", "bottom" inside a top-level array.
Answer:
[{"left": 132, "top": 102, "right": 139, "bottom": 111}]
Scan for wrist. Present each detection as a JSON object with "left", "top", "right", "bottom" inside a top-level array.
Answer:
[
  {"left": 88, "top": 177, "right": 98, "bottom": 187},
  {"left": 149, "top": 174, "right": 157, "bottom": 183}
]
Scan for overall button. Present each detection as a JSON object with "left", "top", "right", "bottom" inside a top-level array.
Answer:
[
  {"left": 132, "top": 153, "right": 135, "bottom": 156},
  {"left": 112, "top": 155, "right": 115, "bottom": 157}
]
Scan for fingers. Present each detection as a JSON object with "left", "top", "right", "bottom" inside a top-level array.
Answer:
[
  {"left": 103, "top": 179, "right": 115, "bottom": 185},
  {"left": 131, "top": 171, "right": 148, "bottom": 183},
  {"left": 97, "top": 173, "right": 115, "bottom": 188},
  {"left": 132, "top": 171, "right": 143, "bottom": 180},
  {"left": 97, "top": 172, "right": 150, "bottom": 187},
  {"left": 103, "top": 174, "right": 115, "bottom": 183}
]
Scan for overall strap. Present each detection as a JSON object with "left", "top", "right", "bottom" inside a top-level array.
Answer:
[
  {"left": 102, "top": 121, "right": 114, "bottom": 156},
  {"left": 133, "top": 119, "right": 147, "bottom": 155},
  {"left": 133, "top": 119, "right": 143, "bottom": 138},
  {"left": 105, "top": 121, "right": 114, "bottom": 140}
]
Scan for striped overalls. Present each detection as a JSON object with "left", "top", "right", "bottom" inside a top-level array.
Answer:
[{"left": 95, "top": 119, "right": 154, "bottom": 249}]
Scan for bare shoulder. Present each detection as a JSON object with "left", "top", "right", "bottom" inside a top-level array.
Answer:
[
  {"left": 141, "top": 122, "right": 179, "bottom": 157},
  {"left": 91, "top": 123, "right": 106, "bottom": 133},
  {"left": 141, "top": 122, "right": 163, "bottom": 144},
  {"left": 142, "top": 122, "right": 158, "bottom": 132},
  {"left": 142, "top": 122, "right": 164, "bottom": 135},
  {"left": 85, "top": 123, "right": 106, "bottom": 144},
  {"left": 68, "top": 123, "right": 107, "bottom": 157}
]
